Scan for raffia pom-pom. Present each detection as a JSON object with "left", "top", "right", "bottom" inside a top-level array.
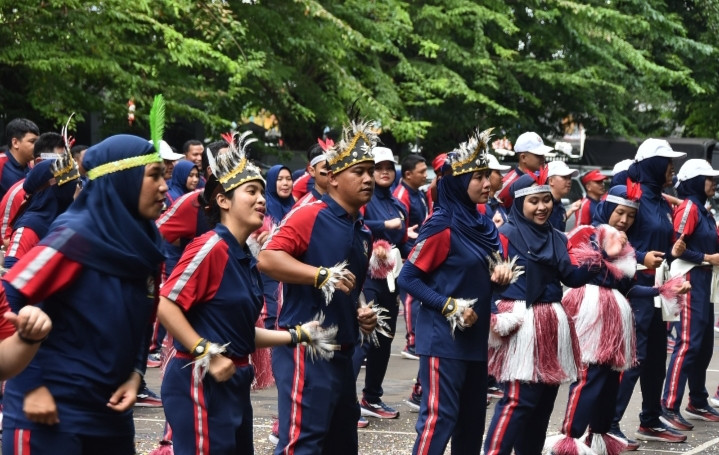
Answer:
[
  {"left": 490, "top": 300, "right": 524, "bottom": 337},
  {"left": 597, "top": 224, "right": 636, "bottom": 279},
  {"left": 369, "top": 239, "right": 396, "bottom": 279},
  {"left": 569, "top": 242, "right": 603, "bottom": 270},
  {"left": 658, "top": 275, "right": 687, "bottom": 318},
  {"left": 320, "top": 261, "right": 349, "bottom": 305},
  {"left": 487, "top": 251, "right": 524, "bottom": 283}
]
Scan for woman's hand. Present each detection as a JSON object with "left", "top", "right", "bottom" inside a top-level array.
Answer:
[{"left": 490, "top": 264, "right": 513, "bottom": 286}]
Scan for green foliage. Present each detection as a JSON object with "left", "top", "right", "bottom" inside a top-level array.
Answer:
[{"left": 0, "top": 0, "right": 716, "bottom": 153}]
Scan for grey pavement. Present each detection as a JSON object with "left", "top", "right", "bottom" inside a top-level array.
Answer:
[{"left": 134, "top": 311, "right": 719, "bottom": 454}]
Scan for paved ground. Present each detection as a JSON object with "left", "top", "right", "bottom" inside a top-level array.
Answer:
[{"left": 133, "top": 316, "right": 719, "bottom": 454}]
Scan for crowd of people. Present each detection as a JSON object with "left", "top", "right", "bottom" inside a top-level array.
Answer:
[{"left": 0, "top": 108, "right": 718, "bottom": 455}]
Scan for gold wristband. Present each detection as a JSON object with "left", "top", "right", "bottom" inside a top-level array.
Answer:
[
  {"left": 442, "top": 298, "right": 457, "bottom": 317},
  {"left": 314, "top": 267, "right": 330, "bottom": 289}
]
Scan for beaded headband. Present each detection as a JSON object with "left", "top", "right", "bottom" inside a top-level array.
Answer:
[
  {"left": 207, "top": 131, "right": 264, "bottom": 192},
  {"left": 450, "top": 127, "right": 493, "bottom": 176},
  {"left": 606, "top": 194, "right": 639, "bottom": 209},
  {"left": 513, "top": 185, "right": 551, "bottom": 198},
  {"left": 326, "top": 119, "right": 379, "bottom": 174}
]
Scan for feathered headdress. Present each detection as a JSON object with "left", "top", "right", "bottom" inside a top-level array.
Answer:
[
  {"left": 52, "top": 113, "right": 80, "bottom": 185},
  {"left": 87, "top": 95, "right": 163, "bottom": 180},
  {"left": 206, "top": 131, "right": 264, "bottom": 192},
  {"left": 325, "top": 119, "right": 379, "bottom": 174},
  {"left": 450, "top": 127, "right": 493, "bottom": 176},
  {"left": 317, "top": 137, "right": 335, "bottom": 151},
  {"left": 606, "top": 177, "right": 641, "bottom": 209},
  {"left": 513, "top": 165, "right": 551, "bottom": 198}
]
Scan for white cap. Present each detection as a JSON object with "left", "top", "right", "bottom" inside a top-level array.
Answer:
[
  {"left": 514, "top": 132, "right": 554, "bottom": 155},
  {"left": 373, "top": 146, "right": 396, "bottom": 164},
  {"left": 547, "top": 160, "right": 579, "bottom": 178},
  {"left": 487, "top": 154, "right": 510, "bottom": 171},
  {"left": 149, "top": 139, "right": 184, "bottom": 161},
  {"left": 612, "top": 159, "right": 634, "bottom": 175},
  {"left": 635, "top": 138, "right": 686, "bottom": 161},
  {"left": 676, "top": 159, "right": 719, "bottom": 182}
]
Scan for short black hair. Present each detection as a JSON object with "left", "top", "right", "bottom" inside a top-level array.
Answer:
[
  {"left": 6, "top": 118, "right": 39, "bottom": 149},
  {"left": 33, "top": 132, "right": 64, "bottom": 158},
  {"left": 401, "top": 155, "right": 426, "bottom": 177},
  {"left": 307, "top": 143, "right": 325, "bottom": 162},
  {"left": 70, "top": 144, "right": 89, "bottom": 161},
  {"left": 183, "top": 139, "right": 203, "bottom": 155}
]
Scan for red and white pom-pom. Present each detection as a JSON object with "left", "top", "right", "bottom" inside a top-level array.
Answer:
[
  {"left": 544, "top": 434, "right": 595, "bottom": 455},
  {"left": 369, "top": 239, "right": 396, "bottom": 279},
  {"left": 597, "top": 225, "right": 636, "bottom": 279},
  {"left": 491, "top": 300, "right": 524, "bottom": 337},
  {"left": 658, "top": 275, "right": 687, "bottom": 318},
  {"left": 588, "top": 432, "right": 627, "bottom": 455},
  {"left": 569, "top": 242, "right": 603, "bottom": 270}
]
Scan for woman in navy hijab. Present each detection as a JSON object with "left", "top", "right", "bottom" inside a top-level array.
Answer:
[
  {"left": 165, "top": 160, "right": 199, "bottom": 207},
  {"left": 1, "top": 134, "right": 167, "bottom": 455},
  {"left": 484, "top": 170, "right": 599, "bottom": 455},
  {"left": 264, "top": 164, "right": 294, "bottom": 225},
  {"left": 398, "top": 129, "right": 514, "bottom": 455}
]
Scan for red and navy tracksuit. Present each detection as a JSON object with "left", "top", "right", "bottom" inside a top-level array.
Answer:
[
  {"left": 160, "top": 224, "right": 263, "bottom": 455},
  {"left": 393, "top": 181, "right": 428, "bottom": 349},
  {"left": 548, "top": 197, "right": 567, "bottom": 231},
  {"left": 264, "top": 195, "right": 371, "bottom": 455},
  {"left": 574, "top": 196, "right": 600, "bottom": 227},
  {"left": 0, "top": 179, "right": 25, "bottom": 244},
  {"left": 662, "top": 198, "right": 718, "bottom": 412},
  {"left": 0, "top": 151, "right": 29, "bottom": 199},
  {"left": 496, "top": 168, "right": 524, "bottom": 210},
  {"left": 1, "top": 230, "right": 158, "bottom": 455},
  {"left": 398, "top": 226, "right": 495, "bottom": 455},
  {"left": 613, "top": 181, "right": 675, "bottom": 430},
  {"left": 351, "top": 186, "right": 409, "bottom": 403}
]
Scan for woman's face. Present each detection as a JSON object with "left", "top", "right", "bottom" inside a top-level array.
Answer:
[
  {"left": 467, "top": 170, "right": 491, "bottom": 204},
  {"left": 223, "top": 180, "right": 266, "bottom": 231},
  {"left": 522, "top": 192, "right": 553, "bottom": 225},
  {"left": 705, "top": 177, "right": 716, "bottom": 198},
  {"left": 608, "top": 205, "right": 637, "bottom": 232},
  {"left": 374, "top": 161, "right": 396, "bottom": 188},
  {"left": 186, "top": 167, "right": 200, "bottom": 191},
  {"left": 664, "top": 161, "right": 675, "bottom": 187},
  {"left": 138, "top": 163, "right": 168, "bottom": 220},
  {"left": 276, "top": 169, "right": 293, "bottom": 198}
]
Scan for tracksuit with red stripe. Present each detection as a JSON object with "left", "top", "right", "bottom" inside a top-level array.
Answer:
[
  {"left": 574, "top": 196, "right": 599, "bottom": 226},
  {"left": 264, "top": 195, "right": 371, "bottom": 455},
  {"left": 0, "top": 151, "right": 29, "bottom": 200},
  {"left": 160, "top": 224, "right": 263, "bottom": 455},
  {"left": 662, "top": 199, "right": 718, "bottom": 412},
  {"left": 1, "top": 230, "right": 157, "bottom": 455},
  {"left": 397, "top": 227, "right": 494, "bottom": 455}
]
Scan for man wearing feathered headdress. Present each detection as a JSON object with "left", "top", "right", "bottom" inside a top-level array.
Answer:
[{"left": 258, "top": 119, "right": 379, "bottom": 454}]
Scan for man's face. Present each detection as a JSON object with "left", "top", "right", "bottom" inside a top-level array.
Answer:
[
  {"left": 404, "top": 161, "right": 427, "bottom": 190},
  {"left": 13, "top": 132, "right": 38, "bottom": 165},
  {"left": 186, "top": 144, "right": 204, "bottom": 168},
  {"left": 549, "top": 175, "right": 572, "bottom": 197},
  {"left": 329, "top": 162, "right": 375, "bottom": 210},
  {"left": 519, "top": 152, "right": 545, "bottom": 172}
]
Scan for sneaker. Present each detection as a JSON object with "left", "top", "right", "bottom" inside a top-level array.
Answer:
[
  {"left": 268, "top": 418, "right": 279, "bottom": 445},
  {"left": 607, "top": 427, "right": 640, "bottom": 451},
  {"left": 147, "top": 352, "right": 162, "bottom": 368},
  {"left": 135, "top": 386, "right": 163, "bottom": 407},
  {"left": 406, "top": 391, "right": 421, "bottom": 412},
  {"left": 710, "top": 393, "right": 719, "bottom": 408},
  {"left": 685, "top": 403, "right": 719, "bottom": 422},
  {"left": 360, "top": 398, "right": 399, "bottom": 419},
  {"left": 487, "top": 385, "right": 504, "bottom": 399},
  {"left": 357, "top": 416, "right": 369, "bottom": 428},
  {"left": 660, "top": 408, "right": 694, "bottom": 431},
  {"left": 401, "top": 345, "right": 419, "bottom": 360},
  {"left": 636, "top": 425, "right": 686, "bottom": 443}
]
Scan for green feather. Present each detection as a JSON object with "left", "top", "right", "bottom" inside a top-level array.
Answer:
[{"left": 149, "top": 94, "right": 165, "bottom": 154}]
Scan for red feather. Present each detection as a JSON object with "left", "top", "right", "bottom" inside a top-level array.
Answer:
[
  {"left": 529, "top": 165, "right": 549, "bottom": 185},
  {"left": 625, "top": 177, "right": 641, "bottom": 202},
  {"left": 317, "top": 137, "right": 335, "bottom": 151},
  {"left": 221, "top": 132, "right": 235, "bottom": 146}
]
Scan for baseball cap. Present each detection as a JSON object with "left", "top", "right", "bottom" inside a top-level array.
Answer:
[
  {"left": 581, "top": 169, "right": 608, "bottom": 185},
  {"left": 676, "top": 159, "right": 719, "bottom": 182},
  {"left": 372, "top": 146, "right": 396, "bottom": 164},
  {"left": 150, "top": 139, "right": 184, "bottom": 161},
  {"left": 635, "top": 138, "right": 686, "bottom": 161},
  {"left": 514, "top": 132, "right": 554, "bottom": 155},
  {"left": 547, "top": 160, "right": 579, "bottom": 178},
  {"left": 612, "top": 159, "right": 634, "bottom": 175},
  {"left": 431, "top": 153, "right": 448, "bottom": 173},
  {"left": 487, "top": 154, "right": 510, "bottom": 172}
]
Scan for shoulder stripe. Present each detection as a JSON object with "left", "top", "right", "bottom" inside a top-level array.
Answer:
[
  {"left": 9, "top": 245, "right": 61, "bottom": 290},
  {"left": 408, "top": 239, "right": 427, "bottom": 264},
  {"left": 167, "top": 233, "right": 222, "bottom": 301},
  {"left": 677, "top": 200, "right": 693, "bottom": 235},
  {"left": 2, "top": 183, "right": 23, "bottom": 235},
  {"left": 263, "top": 199, "right": 324, "bottom": 248},
  {"left": 7, "top": 227, "right": 24, "bottom": 257},
  {"left": 156, "top": 190, "right": 200, "bottom": 228}
]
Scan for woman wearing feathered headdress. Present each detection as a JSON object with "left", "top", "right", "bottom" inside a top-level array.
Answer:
[
  {"left": 484, "top": 169, "right": 602, "bottom": 455},
  {"left": 397, "top": 128, "right": 515, "bottom": 455}
]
